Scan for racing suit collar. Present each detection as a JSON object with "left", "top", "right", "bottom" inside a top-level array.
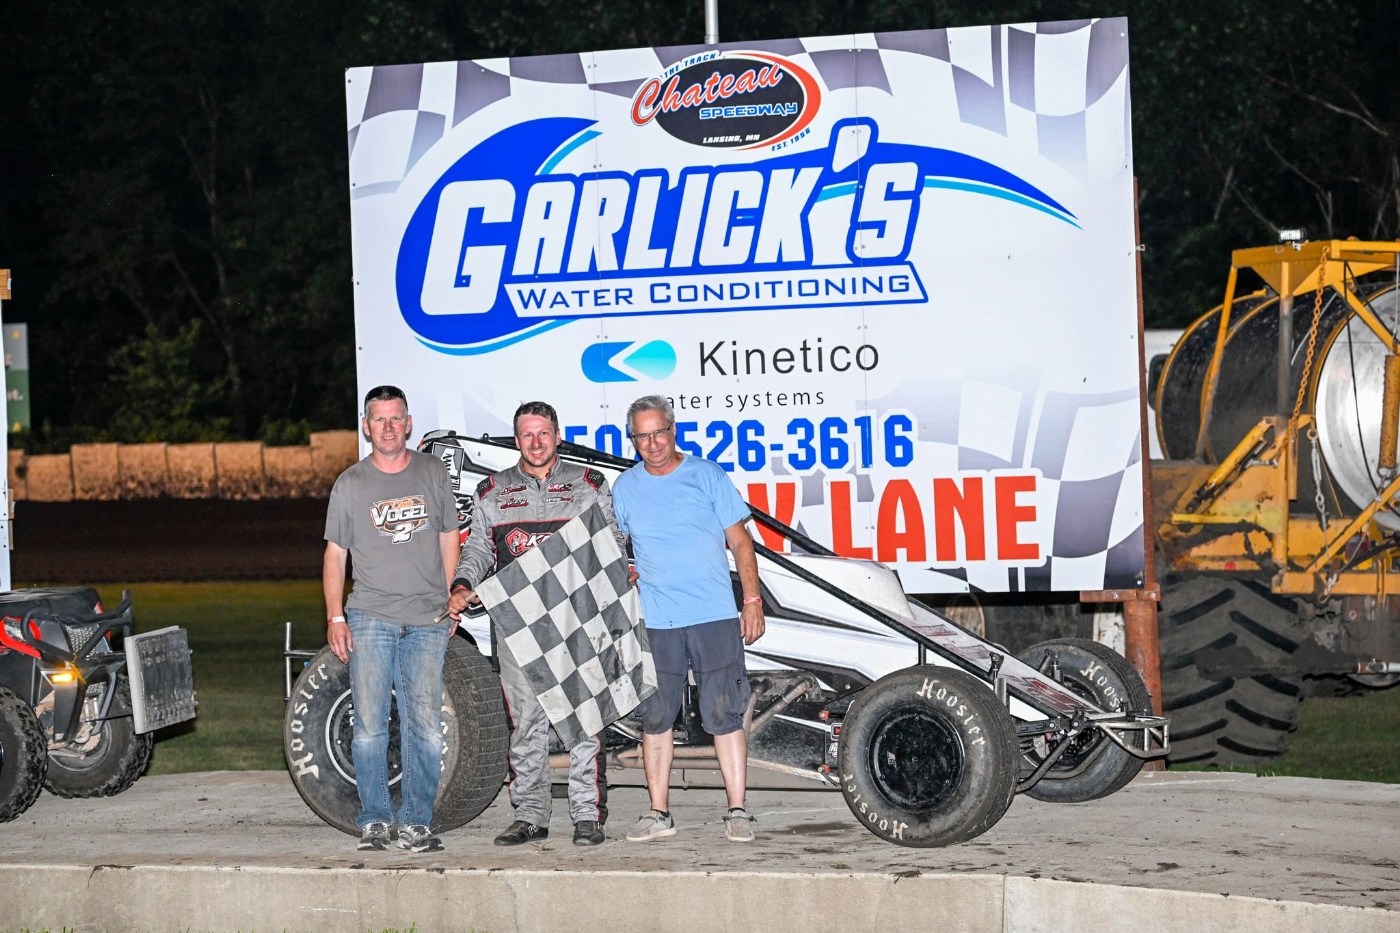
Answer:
[{"left": 513, "top": 457, "right": 563, "bottom": 486}]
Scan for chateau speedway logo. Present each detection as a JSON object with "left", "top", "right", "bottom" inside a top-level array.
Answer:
[
  {"left": 630, "top": 51, "right": 820, "bottom": 150},
  {"left": 369, "top": 495, "right": 430, "bottom": 543},
  {"left": 394, "top": 117, "right": 1077, "bottom": 354}
]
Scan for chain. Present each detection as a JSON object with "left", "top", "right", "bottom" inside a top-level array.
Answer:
[
  {"left": 1289, "top": 245, "right": 1330, "bottom": 432},
  {"left": 1309, "top": 424, "right": 1328, "bottom": 531},
  {"left": 1298, "top": 246, "right": 1334, "bottom": 605}
]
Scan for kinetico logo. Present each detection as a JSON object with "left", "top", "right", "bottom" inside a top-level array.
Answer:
[
  {"left": 394, "top": 117, "right": 1077, "bottom": 354},
  {"left": 631, "top": 51, "right": 820, "bottom": 150},
  {"left": 581, "top": 340, "right": 676, "bottom": 383}
]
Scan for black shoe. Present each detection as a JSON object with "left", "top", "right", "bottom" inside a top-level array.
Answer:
[
  {"left": 494, "top": 820, "right": 549, "bottom": 846},
  {"left": 573, "top": 820, "right": 605, "bottom": 846}
]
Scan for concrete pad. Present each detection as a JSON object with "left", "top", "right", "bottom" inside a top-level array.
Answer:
[{"left": 0, "top": 770, "right": 1396, "bottom": 932}]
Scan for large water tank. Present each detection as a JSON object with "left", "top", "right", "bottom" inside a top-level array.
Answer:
[{"left": 1156, "top": 282, "right": 1400, "bottom": 528}]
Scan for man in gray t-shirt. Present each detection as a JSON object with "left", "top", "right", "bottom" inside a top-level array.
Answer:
[{"left": 323, "top": 385, "right": 459, "bottom": 854}]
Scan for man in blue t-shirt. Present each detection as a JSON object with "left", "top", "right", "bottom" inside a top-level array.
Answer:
[{"left": 611, "top": 395, "right": 765, "bottom": 844}]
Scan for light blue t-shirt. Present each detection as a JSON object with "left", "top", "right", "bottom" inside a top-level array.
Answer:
[{"left": 612, "top": 454, "right": 752, "bottom": 629}]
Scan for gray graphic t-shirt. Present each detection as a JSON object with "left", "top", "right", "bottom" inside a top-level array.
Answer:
[{"left": 325, "top": 450, "right": 457, "bottom": 627}]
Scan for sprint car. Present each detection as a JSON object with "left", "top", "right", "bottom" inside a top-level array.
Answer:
[{"left": 283, "top": 432, "right": 1168, "bottom": 847}]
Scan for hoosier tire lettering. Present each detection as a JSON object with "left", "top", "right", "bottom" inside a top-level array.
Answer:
[
  {"left": 842, "top": 780, "right": 908, "bottom": 839},
  {"left": 838, "top": 665, "right": 1017, "bottom": 848},
  {"left": 1016, "top": 638, "right": 1153, "bottom": 803},
  {"left": 282, "top": 637, "right": 509, "bottom": 835}
]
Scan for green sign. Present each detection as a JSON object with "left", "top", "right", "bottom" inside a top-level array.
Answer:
[{"left": 4, "top": 323, "right": 29, "bottom": 432}]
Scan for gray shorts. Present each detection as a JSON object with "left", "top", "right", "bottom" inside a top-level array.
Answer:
[{"left": 639, "top": 617, "right": 751, "bottom": 737}]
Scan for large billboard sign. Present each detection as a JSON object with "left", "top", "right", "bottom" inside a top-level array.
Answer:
[{"left": 346, "top": 19, "right": 1144, "bottom": 594}]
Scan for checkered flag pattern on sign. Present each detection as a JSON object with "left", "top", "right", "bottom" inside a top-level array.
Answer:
[{"left": 475, "top": 505, "right": 656, "bottom": 749}]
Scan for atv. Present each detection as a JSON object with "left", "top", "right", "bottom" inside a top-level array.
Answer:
[
  {"left": 0, "top": 588, "right": 196, "bottom": 821},
  {"left": 284, "top": 433, "right": 1168, "bottom": 847}
]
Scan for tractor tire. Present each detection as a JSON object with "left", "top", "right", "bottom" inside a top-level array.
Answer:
[
  {"left": 1017, "top": 639, "right": 1152, "bottom": 802},
  {"left": 1159, "top": 572, "right": 1306, "bottom": 767},
  {"left": 44, "top": 676, "right": 153, "bottom": 798},
  {"left": 284, "top": 634, "right": 508, "bottom": 835},
  {"left": 0, "top": 686, "right": 47, "bottom": 822},
  {"left": 838, "top": 665, "right": 1018, "bottom": 847}
]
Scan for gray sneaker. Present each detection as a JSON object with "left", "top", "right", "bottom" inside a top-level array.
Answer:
[
  {"left": 724, "top": 808, "right": 756, "bottom": 842},
  {"left": 357, "top": 821, "right": 392, "bottom": 851},
  {"left": 396, "top": 823, "right": 443, "bottom": 853},
  {"left": 625, "top": 809, "right": 677, "bottom": 842}
]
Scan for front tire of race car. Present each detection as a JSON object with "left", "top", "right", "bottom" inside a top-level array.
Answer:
[
  {"left": 1016, "top": 638, "right": 1152, "bottom": 803},
  {"left": 838, "top": 665, "right": 1018, "bottom": 848},
  {"left": 284, "top": 634, "right": 509, "bottom": 835}
]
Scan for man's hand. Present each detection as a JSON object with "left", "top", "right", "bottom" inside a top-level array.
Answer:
[
  {"left": 328, "top": 620, "right": 353, "bottom": 663},
  {"left": 724, "top": 520, "right": 765, "bottom": 645},
  {"left": 447, "top": 586, "right": 481, "bottom": 620},
  {"left": 740, "top": 600, "right": 765, "bottom": 645}
]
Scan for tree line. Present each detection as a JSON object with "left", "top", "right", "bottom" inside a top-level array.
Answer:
[{"left": 0, "top": 0, "right": 1395, "bottom": 448}]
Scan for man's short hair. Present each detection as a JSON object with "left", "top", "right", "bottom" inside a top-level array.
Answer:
[
  {"left": 626, "top": 395, "right": 674, "bottom": 432},
  {"left": 363, "top": 385, "right": 408, "bottom": 419},
  {"left": 513, "top": 400, "right": 560, "bottom": 434}
]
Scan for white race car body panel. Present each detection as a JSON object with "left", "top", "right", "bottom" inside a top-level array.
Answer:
[{"left": 428, "top": 431, "right": 1084, "bottom": 724}]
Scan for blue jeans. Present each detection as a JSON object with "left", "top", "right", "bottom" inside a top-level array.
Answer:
[{"left": 346, "top": 609, "right": 455, "bottom": 829}]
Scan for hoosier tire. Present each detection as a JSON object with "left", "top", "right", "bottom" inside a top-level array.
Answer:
[
  {"left": 284, "top": 635, "right": 509, "bottom": 835},
  {"left": 44, "top": 675, "right": 153, "bottom": 799},
  {"left": 838, "top": 666, "right": 1017, "bottom": 847},
  {"left": 1017, "top": 639, "right": 1152, "bottom": 802},
  {"left": 1159, "top": 572, "right": 1306, "bottom": 767},
  {"left": 0, "top": 686, "right": 46, "bottom": 822}
]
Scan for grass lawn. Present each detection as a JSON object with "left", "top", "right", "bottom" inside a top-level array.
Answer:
[
  {"left": 111, "top": 581, "right": 1400, "bottom": 783},
  {"left": 107, "top": 581, "right": 327, "bottom": 774},
  {"left": 1254, "top": 684, "right": 1400, "bottom": 782}
]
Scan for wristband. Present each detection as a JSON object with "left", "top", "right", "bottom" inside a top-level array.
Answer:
[
  {"left": 742, "top": 596, "right": 762, "bottom": 606},
  {"left": 328, "top": 615, "right": 346, "bottom": 624}
]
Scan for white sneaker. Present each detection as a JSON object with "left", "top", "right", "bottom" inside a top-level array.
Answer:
[{"left": 625, "top": 809, "right": 677, "bottom": 842}]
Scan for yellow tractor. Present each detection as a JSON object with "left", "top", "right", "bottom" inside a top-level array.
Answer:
[{"left": 1153, "top": 238, "right": 1400, "bottom": 766}]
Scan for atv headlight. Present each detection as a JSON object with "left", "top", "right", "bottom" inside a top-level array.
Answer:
[{"left": 41, "top": 666, "right": 80, "bottom": 685}]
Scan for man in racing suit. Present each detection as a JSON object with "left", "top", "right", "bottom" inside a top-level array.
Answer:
[{"left": 446, "top": 400, "right": 623, "bottom": 847}]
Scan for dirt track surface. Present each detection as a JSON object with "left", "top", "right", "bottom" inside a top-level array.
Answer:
[
  {"left": 12, "top": 499, "right": 328, "bottom": 583},
  {"left": 2, "top": 770, "right": 1397, "bottom": 911}
]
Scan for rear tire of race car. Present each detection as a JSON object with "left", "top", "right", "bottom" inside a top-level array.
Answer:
[
  {"left": 838, "top": 666, "right": 1018, "bottom": 848},
  {"left": 44, "top": 675, "right": 153, "bottom": 799},
  {"left": 1016, "top": 638, "right": 1152, "bottom": 803},
  {"left": 284, "top": 634, "right": 509, "bottom": 835},
  {"left": 0, "top": 686, "right": 47, "bottom": 823}
]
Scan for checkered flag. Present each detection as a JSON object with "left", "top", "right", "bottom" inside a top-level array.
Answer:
[{"left": 475, "top": 505, "right": 656, "bottom": 749}]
